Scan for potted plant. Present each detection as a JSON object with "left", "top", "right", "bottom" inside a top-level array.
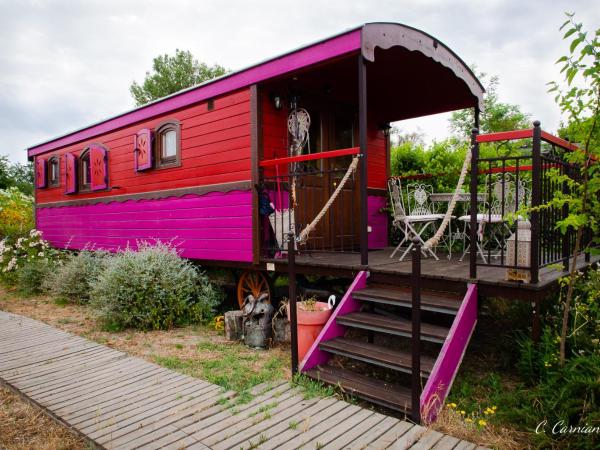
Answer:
[{"left": 287, "top": 296, "right": 334, "bottom": 360}]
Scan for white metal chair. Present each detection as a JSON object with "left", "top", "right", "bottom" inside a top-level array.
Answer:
[
  {"left": 388, "top": 179, "right": 444, "bottom": 261},
  {"left": 459, "top": 173, "right": 529, "bottom": 263}
]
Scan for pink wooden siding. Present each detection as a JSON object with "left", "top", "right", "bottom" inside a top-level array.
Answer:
[
  {"left": 421, "top": 283, "right": 478, "bottom": 423},
  {"left": 368, "top": 195, "right": 388, "bottom": 249},
  {"left": 37, "top": 190, "right": 253, "bottom": 262}
]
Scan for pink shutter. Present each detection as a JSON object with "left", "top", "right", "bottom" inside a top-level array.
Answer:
[
  {"left": 90, "top": 145, "right": 108, "bottom": 191},
  {"left": 64, "top": 153, "right": 77, "bottom": 194},
  {"left": 134, "top": 129, "right": 153, "bottom": 171},
  {"left": 35, "top": 158, "right": 47, "bottom": 188}
]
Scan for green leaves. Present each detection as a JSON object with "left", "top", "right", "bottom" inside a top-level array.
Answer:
[{"left": 130, "top": 50, "right": 228, "bottom": 106}]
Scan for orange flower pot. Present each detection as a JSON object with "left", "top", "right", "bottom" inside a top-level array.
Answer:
[{"left": 287, "top": 302, "right": 333, "bottom": 361}]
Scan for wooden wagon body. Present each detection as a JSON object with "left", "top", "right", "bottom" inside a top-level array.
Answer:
[{"left": 28, "top": 22, "right": 483, "bottom": 267}]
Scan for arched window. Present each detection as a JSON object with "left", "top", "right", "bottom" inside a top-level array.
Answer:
[
  {"left": 79, "top": 148, "right": 91, "bottom": 191},
  {"left": 48, "top": 156, "right": 60, "bottom": 187},
  {"left": 155, "top": 120, "right": 180, "bottom": 169}
]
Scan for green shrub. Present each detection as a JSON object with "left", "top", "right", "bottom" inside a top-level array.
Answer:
[
  {"left": 90, "top": 242, "right": 221, "bottom": 331},
  {"left": 0, "top": 187, "right": 34, "bottom": 239},
  {"left": 47, "top": 250, "right": 107, "bottom": 303},
  {"left": 0, "top": 230, "right": 56, "bottom": 285},
  {"left": 17, "top": 258, "right": 54, "bottom": 296}
]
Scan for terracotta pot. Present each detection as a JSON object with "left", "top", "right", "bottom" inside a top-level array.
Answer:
[{"left": 287, "top": 302, "right": 332, "bottom": 361}]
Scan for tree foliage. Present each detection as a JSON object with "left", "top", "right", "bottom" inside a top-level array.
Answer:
[
  {"left": 0, "top": 156, "right": 33, "bottom": 195},
  {"left": 130, "top": 50, "right": 228, "bottom": 106},
  {"left": 545, "top": 13, "right": 599, "bottom": 366},
  {"left": 450, "top": 71, "right": 531, "bottom": 138}
]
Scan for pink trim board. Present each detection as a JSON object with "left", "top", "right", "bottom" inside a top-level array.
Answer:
[
  {"left": 421, "top": 283, "right": 478, "bottom": 423},
  {"left": 300, "top": 271, "right": 368, "bottom": 371}
]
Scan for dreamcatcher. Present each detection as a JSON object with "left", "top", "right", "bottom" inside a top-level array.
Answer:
[
  {"left": 287, "top": 108, "right": 311, "bottom": 157},
  {"left": 269, "top": 106, "right": 311, "bottom": 252}
]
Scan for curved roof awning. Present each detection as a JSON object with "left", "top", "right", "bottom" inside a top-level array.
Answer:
[{"left": 361, "top": 23, "right": 484, "bottom": 122}]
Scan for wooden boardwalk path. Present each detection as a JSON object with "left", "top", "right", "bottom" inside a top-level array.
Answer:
[{"left": 0, "top": 311, "right": 485, "bottom": 450}]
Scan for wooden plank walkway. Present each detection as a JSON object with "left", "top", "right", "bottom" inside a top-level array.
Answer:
[{"left": 0, "top": 311, "right": 486, "bottom": 450}]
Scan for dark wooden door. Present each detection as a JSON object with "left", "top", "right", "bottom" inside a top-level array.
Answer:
[{"left": 295, "top": 109, "right": 359, "bottom": 251}]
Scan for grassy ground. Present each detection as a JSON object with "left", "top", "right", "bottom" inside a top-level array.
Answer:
[
  {"left": 0, "top": 385, "right": 88, "bottom": 450},
  {"left": 0, "top": 286, "right": 291, "bottom": 395},
  {"left": 1, "top": 286, "right": 541, "bottom": 449}
]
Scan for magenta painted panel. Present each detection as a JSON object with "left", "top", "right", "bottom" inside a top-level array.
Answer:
[
  {"left": 90, "top": 144, "right": 108, "bottom": 191},
  {"left": 368, "top": 195, "right": 388, "bottom": 249},
  {"left": 421, "top": 283, "right": 478, "bottom": 423},
  {"left": 28, "top": 30, "right": 361, "bottom": 158},
  {"left": 300, "top": 271, "right": 367, "bottom": 371},
  {"left": 35, "top": 158, "right": 47, "bottom": 188},
  {"left": 134, "top": 128, "right": 153, "bottom": 171},
  {"left": 37, "top": 190, "right": 253, "bottom": 262}
]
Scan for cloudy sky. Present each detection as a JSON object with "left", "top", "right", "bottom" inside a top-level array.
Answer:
[{"left": 1, "top": 0, "right": 597, "bottom": 163}]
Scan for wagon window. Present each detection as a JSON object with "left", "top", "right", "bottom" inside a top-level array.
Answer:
[
  {"left": 79, "top": 149, "right": 92, "bottom": 191},
  {"left": 155, "top": 121, "right": 181, "bottom": 168},
  {"left": 48, "top": 156, "right": 60, "bottom": 187}
]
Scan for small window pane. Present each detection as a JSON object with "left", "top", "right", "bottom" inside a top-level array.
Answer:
[
  {"left": 162, "top": 130, "right": 177, "bottom": 158},
  {"left": 50, "top": 161, "right": 58, "bottom": 182},
  {"left": 82, "top": 157, "right": 90, "bottom": 184}
]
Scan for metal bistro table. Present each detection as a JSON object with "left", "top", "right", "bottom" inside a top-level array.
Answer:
[{"left": 430, "top": 192, "right": 486, "bottom": 258}]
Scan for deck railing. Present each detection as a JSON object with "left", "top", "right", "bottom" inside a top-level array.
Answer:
[
  {"left": 470, "top": 122, "right": 586, "bottom": 282},
  {"left": 258, "top": 148, "right": 361, "bottom": 257}
]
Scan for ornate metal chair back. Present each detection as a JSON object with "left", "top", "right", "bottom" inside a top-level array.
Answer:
[{"left": 406, "top": 183, "right": 436, "bottom": 216}]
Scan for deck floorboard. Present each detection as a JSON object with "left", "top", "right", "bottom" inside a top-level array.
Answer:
[{"left": 0, "top": 310, "right": 486, "bottom": 449}]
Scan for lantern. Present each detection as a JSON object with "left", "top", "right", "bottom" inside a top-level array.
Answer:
[{"left": 506, "top": 220, "right": 533, "bottom": 283}]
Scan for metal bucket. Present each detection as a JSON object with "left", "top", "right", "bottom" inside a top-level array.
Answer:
[{"left": 243, "top": 320, "right": 272, "bottom": 349}]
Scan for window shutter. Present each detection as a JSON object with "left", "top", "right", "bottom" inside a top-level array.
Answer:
[
  {"left": 64, "top": 153, "right": 77, "bottom": 194},
  {"left": 35, "top": 158, "right": 47, "bottom": 188},
  {"left": 134, "top": 129, "right": 153, "bottom": 171},
  {"left": 90, "top": 145, "right": 108, "bottom": 191}
]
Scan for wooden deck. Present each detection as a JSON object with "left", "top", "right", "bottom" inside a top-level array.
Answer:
[
  {"left": 265, "top": 249, "right": 599, "bottom": 300},
  {"left": 0, "top": 311, "right": 487, "bottom": 450}
]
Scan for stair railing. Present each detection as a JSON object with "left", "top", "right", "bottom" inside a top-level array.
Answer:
[
  {"left": 411, "top": 237, "right": 422, "bottom": 424},
  {"left": 288, "top": 231, "right": 299, "bottom": 374}
]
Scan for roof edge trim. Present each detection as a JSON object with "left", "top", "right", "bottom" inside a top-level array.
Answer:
[{"left": 361, "top": 23, "right": 485, "bottom": 110}]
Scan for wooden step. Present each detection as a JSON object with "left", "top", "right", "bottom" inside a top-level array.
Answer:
[
  {"left": 319, "top": 337, "right": 435, "bottom": 376},
  {"left": 353, "top": 284, "right": 462, "bottom": 315},
  {"left": 337, "top": 312, "right": 449, "bottom": 343},
  {"left": 304, "top": 364, "right": 413, "bottom": 413}
]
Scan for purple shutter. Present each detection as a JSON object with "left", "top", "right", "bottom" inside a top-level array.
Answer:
[
  {"left": 35, "top": 158, "right": 47, "bottom": 188},
  {"left": 90, "top": 145, "right": 108, "bottom": 191},
  {"left": 64, "top": 153, "right": 77, "bottom": 194},
  {"left": 134, "top": 129, "right": 153, "bottom": 171}
]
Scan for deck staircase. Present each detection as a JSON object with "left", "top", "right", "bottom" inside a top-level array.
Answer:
[{"left": 302, "top": 274, "right": 477, "bottom": 421}]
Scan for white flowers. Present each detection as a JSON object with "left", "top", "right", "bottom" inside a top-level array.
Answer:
[{"left": 0, "top": 230, "right": 53, "bottom": 274}]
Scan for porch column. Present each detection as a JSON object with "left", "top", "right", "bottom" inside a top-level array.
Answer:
[
  {"left": 358, "top": 55, "right": 368, "bottom": 267},
  {"left": 469, "top": 106, "right": 480, "bottom": 279}
]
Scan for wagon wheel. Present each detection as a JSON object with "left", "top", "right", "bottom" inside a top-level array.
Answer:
[{"left": 237, "top": 271, "right": 271, "bottom": 309}]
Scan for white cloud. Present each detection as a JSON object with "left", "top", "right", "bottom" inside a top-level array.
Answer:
[{"left": 1, "top": 0, "right": 598, "bottom": 162}]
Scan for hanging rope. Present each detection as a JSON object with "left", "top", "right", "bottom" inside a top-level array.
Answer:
[
  {"left": 287, "top": 108, "right": 311, "bottom": 209},
  {"left": 297, "top": 156, "right": 360, "bottom": 244},
  {"left": 423, "top": 146, "right": 473, "bottom": 250}
]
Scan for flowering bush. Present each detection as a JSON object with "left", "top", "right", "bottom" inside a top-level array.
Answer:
[
  {"left": 18, "top": 258, "right": 54, "bottom": 295},
  {"left": 0, "top": 187, "right": 34, "bottom": 238},
  {"left": 446, "top": 401, "right": 496, "bottom": 429},
  {"left": 47, "top": 250, "right": 108, "bottom": 303},
  {"left": 90, "top": 241, "right": 221, "bottom": 331},
  {"left": 0, "top": 230, "right": 56, "bottom": 284}
]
